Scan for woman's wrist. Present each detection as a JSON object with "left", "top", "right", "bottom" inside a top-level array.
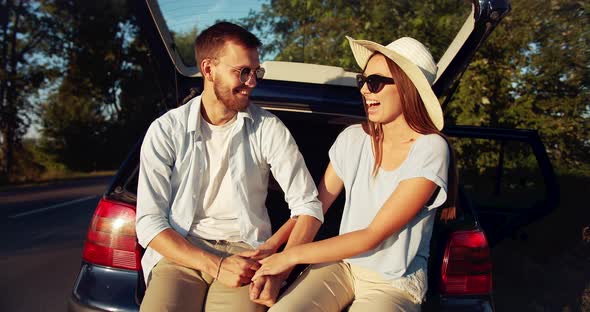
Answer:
[{"left": 284, "top": 248, "right": 300, "bottom": 267}]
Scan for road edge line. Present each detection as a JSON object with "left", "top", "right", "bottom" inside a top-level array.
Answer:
[{"left": 8, "top": 195, "right": 98, "bottom": 219}]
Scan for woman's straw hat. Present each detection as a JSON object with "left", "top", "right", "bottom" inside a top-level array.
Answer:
[{"left": 347, "top": 36, "right": 444, "bottom": 130}]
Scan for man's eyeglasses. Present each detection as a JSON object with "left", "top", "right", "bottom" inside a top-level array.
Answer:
[
  {"left": 356, "top": 74, "right": 395, "bottom": 93},
  {"left": 217, "top": 61, "right": 265, "bottom": 84}
]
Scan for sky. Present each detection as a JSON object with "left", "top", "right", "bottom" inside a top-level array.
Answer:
[{"left": 158, "top": 0, "right": 266, "bottom": 34}]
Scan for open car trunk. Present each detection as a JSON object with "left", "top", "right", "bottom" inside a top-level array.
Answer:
[{"left": 127, "top": 0, "right": 558, "bottom": 257}]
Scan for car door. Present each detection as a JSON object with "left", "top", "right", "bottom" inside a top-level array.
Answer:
[{"left": 133, "top": 0, "right": 557, "bottom": 246}]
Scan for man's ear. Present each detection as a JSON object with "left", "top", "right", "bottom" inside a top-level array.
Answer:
[{"left": 201, "top": 59, "right": 215, "bottom": 82}]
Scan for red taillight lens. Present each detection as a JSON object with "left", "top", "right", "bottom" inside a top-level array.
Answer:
[
  {"left": 441, "top": 230, "right": 492, "bottom": 295},
  {"left": 82, "top": 198, "right": 141, "bottom": 271}
]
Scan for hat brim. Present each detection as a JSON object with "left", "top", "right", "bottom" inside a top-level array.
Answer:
[{"left": 346, "top": 36, "right": 444, "bottom": 130}]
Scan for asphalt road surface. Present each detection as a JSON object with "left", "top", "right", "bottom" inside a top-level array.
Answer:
[{"left": 0, "top": 176, "right": 114, "bottom": 312}]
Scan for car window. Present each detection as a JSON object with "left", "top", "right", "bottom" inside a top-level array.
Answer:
[
  {"left": 153, "top": 0, "right": 472, "bottom": 78},
  {"left": 157, "top": 0, "right": 264, "bottom": 67},
  {"left": 446, "top": 128, "right": 558, "bottom": 245}
]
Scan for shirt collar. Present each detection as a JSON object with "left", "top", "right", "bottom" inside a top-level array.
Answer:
[
  {"left": 186, "top": 95, "right": 202, "bottom": 135},
  {"left": 186, "top": 95, "right": 254, "bottom": 136}
]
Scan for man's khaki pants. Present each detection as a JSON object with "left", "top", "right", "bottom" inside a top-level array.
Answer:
[
  {"left": 140, "top": 236, "right": 265, "bottom": 312},
  {"left": 269, "top": 262, "right": 421, "bottom": 312}
]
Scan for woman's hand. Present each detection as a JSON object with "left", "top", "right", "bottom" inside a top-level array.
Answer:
[
  {"left": 251, "top": 251, "right": 296, "bottom": 281},
  {"left": 249, "top": 275, "right": 283, "bottom": 307}
]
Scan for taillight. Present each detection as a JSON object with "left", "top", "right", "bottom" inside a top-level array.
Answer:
[
  {"left": 82, "top": 198, "right": 141, "bottom": 271},
  {"left": 441, "top": 230, "right": 492, "bottom": 295}
]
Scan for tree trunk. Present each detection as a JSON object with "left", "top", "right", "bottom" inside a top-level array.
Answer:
[
  {"left": 0, "top": 0, "right": 13, "bottom": 177},
  {"left": 1, "top": 0, "right": 23, "bottom": 178}
]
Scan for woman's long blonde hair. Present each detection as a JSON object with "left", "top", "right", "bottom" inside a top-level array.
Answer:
[{"left": 361, "top": 54, "right": 458, "bottom": 221}]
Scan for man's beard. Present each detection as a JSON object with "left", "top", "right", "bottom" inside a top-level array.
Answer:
[{"left": 213, "top": 79, "right": 250, "bottom": 111}]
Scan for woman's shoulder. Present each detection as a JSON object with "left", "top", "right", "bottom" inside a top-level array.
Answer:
[
  {"left": 330, "top": 124, "right": 368, "bottom": 157},
  {"left": 338, "top": 124, "right": 368, "bottom": 141}
]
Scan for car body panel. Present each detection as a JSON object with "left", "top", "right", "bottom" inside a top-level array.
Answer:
[{"left": 69, "top": 263, "right": 140, "bottom": 311}]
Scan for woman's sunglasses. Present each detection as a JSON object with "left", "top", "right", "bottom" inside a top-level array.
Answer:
[
  {"left": 218, "top": 61, "right": 266, "bottom": 84},
  {"left": 356, "top": 74, "right": 395, "bottom": 93}
]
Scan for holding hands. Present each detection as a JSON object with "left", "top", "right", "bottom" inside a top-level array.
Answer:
[
  {"left": 237, "top": 243, "right": 296, "bottom": 307},
  {"left": 215, "top": 254, "right": 261, "bottom": 288},
  {"left": 251, "top": 250, "right": 296, "bottom": 281}
]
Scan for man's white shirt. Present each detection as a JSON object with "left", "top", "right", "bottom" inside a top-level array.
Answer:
[
  {"left": 135, "top": 95, "right": 323, "bottom": 282},
  {"left": 191, "top": 114, "right": 240, "bottom": 241}
]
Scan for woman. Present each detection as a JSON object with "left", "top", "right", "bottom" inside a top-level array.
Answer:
[{"left": 252, "top": 36, "right": 457, "bottom": 311}]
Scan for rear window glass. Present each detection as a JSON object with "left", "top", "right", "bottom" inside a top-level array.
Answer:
[
  {"left": 450, "top": 137, "right": 548, "bottom": 212},
  {"left": 448, "top": 135, "right": 550, "bottom": 242},
  {"left": 156, "top": 1, "right": 471, "bottom": 71}
]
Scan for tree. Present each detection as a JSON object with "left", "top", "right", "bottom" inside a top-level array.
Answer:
[
  {"left": 447, "top": 0, "right": 590, "bottom": 173},
  {"left": 173, "top": 27, "right": 198, "bottom": 67},
  {"left": 0, "top": 0, "right": 63, "bottom": 181},
  {"left": 241, "top": 0, "right": 589, "bottom": 174},
  {"left": 240, "top": 0, "right": 469, "bottom": 69},
  {"left": 39, "top": 0, "right": 165, "bottom": 171}
]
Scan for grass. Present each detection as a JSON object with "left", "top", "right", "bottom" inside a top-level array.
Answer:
[{"left": 492, "top": 174, "right": 590, "bottom": 311}]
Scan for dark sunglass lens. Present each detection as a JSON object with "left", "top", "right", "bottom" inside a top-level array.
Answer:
[
  {"left": 364, "top": 76, "right": 378, "bottom": 93},
  {"left": 365, "top": 75, "right": 395, "bottom": 93}
]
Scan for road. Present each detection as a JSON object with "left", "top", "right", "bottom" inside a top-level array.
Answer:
[
  {"left": 0, "top": 175, "right": 586, "bottom": 311},
  {"left": 0, "top": 176, "right": 113, "bottom": 312}
]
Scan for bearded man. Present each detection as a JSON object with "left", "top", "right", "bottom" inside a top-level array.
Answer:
[{"left": 136, "top": 22, "right": 324, "bottom": 312}]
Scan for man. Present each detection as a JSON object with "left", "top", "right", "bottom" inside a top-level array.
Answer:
[{"left": 136, "top": 22, "right": 324, "bottom": 311}]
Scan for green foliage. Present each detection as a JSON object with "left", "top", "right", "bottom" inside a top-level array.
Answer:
[
  {"left": 0, "top": 0, "right": 65, "bottom": 181},
  {"left": 446, "top": 0, "right": 590, "bottom": 174},
  {"left": 38, "top": 0, "right": 164, "bottom": 172},
  {"left": 240, "top": 0, "right": 469, "bottom": 70},
  {"left": 173, "top": 27, "right": 198, "bottom": 67},
  {"left": 40, "top": 85, "right": 107, "bottom": 171},
  {"left": 241, "top": 0, "right": 589, "bottom": 175}
]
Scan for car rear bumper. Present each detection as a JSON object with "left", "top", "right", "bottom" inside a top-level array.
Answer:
[
  {"left": 69, "top": 263, "right": 494, "bottom": 312},
  {"left": 69, "top": 262, "right": 140, "bottom": 312},
  {"left": 439, "top": 296, "right": 495, "bottom": 311}
]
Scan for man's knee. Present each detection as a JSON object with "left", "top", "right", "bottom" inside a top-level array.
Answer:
[
  {"left": 140, "top": 259, "right": 209, "bottom": 311},
  {"left": 205, "top": 282, "right": 264, "bottom": 312}
]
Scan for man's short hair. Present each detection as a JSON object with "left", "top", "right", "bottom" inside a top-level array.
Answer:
[{"left": 194, "top": 22, "right": 261, "bottom": 67}]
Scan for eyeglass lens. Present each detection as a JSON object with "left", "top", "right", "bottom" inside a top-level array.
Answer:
[{"left": 239, "top": 67, "right": 265, "bottom": 83}]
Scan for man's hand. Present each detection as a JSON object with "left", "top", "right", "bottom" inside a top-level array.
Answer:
[
  {"left": 239, "top": 242, "right": 279, "bottom": 261},
  {"left": 216, "top": 255, "right": 261, "bottom": 288},
  {"left": 249, "top": 275, "right": 283, "bottom": 307}
]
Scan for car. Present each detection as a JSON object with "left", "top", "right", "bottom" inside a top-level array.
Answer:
[{"left": 68, "top": 0, "right": 559, "bottom": 311}]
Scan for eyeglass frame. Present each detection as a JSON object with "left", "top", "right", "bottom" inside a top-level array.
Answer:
[
  {"left": 212, "top": 59, "right": 265, "bottom": 84},
  {"left": 356, "top": 74, "right": 395, "bottom": 93}
]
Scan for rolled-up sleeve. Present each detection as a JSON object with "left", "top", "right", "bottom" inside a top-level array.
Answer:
[
  {"left": 262, "top": 116, "right": 324, "bottom": 223},
  {"left": 399, "top": 134, "right": 450, "bottom": 210},
  {"left": 136, "top": 119, "right": 176, "bottom": 248}
]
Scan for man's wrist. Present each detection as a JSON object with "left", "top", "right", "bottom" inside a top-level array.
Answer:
[
  {"left": 277, "top": 259, "right": 295, "bottom": 281},
  {"left": 261, "top": 239, "right": 280, "bottom": 253},
  {"left": 198, "top": 252, "right": 221, "bottom": 277}
]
